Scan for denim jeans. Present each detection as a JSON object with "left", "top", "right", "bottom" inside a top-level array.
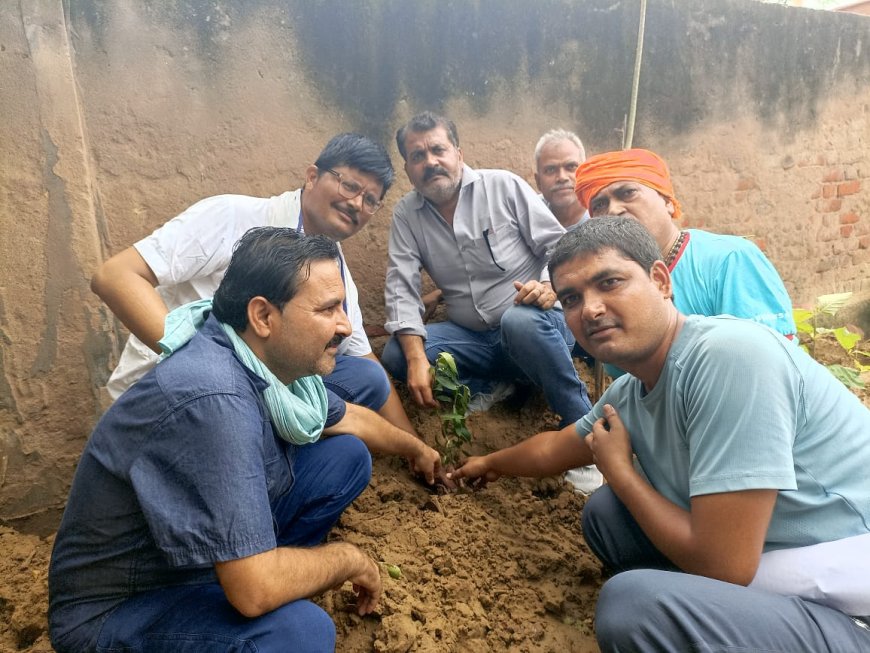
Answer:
[
  {"left": 53, "top": 435, "right": 371, "bottom": 653},
  {"left": 324, "top": 354, "right": 390, "bottom": 411},
  {"left": 382, "top": 305, "right": 591, "bottom": 426},
  {"left": 94, "top": 584, "right": 335, "bottom": 653},
  {"left": 584, "top": 486, "right": 870, "bottom": 652}
]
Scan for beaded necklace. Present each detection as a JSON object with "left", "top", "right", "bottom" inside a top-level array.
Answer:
[{"left": 663, "top": 231, "right": 688, "bottom": 268}]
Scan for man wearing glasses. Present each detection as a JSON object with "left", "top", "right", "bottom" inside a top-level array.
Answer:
[
  {"left": 381, "top": 112, "right": 592, "bottom": 430},
  {"left": 92, "top": 133, "right": 420, "bottom": 439}
]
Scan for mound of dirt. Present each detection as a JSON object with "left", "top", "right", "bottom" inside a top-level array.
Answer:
[
  {"left": 324, "top": 398, "right": 603, "bottom": 653},
  {"left": 0, "top": 526, "right": 54, "bottom": 652}
]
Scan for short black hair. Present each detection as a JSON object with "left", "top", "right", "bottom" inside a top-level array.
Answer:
[
  {"left": 314, "top": 133, "right": 394, "bottom": 197},
  {"left": 549, "top": 216, "right": 662, "bottom": 280},
  {"left": 212, "top": 227, "right": 340, "bottom": 330},
  {"left": 395, "top": 111, "right": 460, "bottom": 160}
]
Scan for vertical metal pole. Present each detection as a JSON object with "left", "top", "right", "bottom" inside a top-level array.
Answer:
[{"left": 624, "top": 0, "right": 648, "bottom": 150}]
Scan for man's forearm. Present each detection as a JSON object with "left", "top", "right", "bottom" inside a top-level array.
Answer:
[
  {"left": 605, "top": 468, "right": 694, "bottom": 563},
  {"left": 216, "top": 541, "right": 376, "bottom": 618},
  {"left": 361, "top": 353, "right": 418, "bottom": 435},
  {"left": 488, "top": 426, "right": 591, "bottom": 478},
  {"left": 324, "top": 402, "right": 422, "bottom": 458},
  {"left": 397, "top": 333, "right": 428, "bottom": 366},
  {"left": 91, "top": 247, "right": 167, "bottom": 352},
  {"left": 605, "top": 467, "right": 774, "bottom": 585}
]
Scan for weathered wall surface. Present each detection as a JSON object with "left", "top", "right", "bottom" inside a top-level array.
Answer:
[{"left": 1, "top": 0, "right": 868, "bottom": 533}]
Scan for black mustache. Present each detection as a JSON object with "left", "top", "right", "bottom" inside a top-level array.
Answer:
[
  {"left": 584, "top": 319, "right": 619, "bottom": 337},
  {"left": 328, "top": 335, "right": 345, "bottom": 348},
  {"left": 338, "top": 206, "right": 359, "bottom": 226},
  {"left": 423, "top": 166, "right": 450, "bottom": 182}
]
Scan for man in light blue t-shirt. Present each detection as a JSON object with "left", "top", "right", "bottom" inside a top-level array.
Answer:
[{"left": 452, "top": 217, "right": 870, "bottom": 652}]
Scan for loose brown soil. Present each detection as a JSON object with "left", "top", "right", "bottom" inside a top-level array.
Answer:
[{"left": 2, "top": 337, "right": 868, "bottom": 653}]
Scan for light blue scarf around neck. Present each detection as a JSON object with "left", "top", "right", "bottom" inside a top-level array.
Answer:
[{"left": 158, "top": 298, "right": 327, "bottom": 445}]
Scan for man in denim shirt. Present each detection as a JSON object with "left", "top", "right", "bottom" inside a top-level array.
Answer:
[
  {"left": 50, "top": 228, "right": 440, "bottom": 653},
  {"left": 382, "top": 112, "right": 592, "bottom": 429}
]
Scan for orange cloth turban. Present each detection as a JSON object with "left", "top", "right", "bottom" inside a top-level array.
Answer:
[{"left": 574, "top": 148, "right": 682, "bottom": 220}]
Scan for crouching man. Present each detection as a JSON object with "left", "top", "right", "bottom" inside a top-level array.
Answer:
[
  {"left": 452, "top": 217, "right": 870, "bottom": 651},
  {"left": 49, "top": 227, "right": 440, "bottom": 653}
]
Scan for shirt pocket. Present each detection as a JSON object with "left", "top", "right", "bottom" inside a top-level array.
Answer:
[
  {"left": 262, "top": 425, "right": 294, "bottom": 502},
  {"left": 479, "top": 225, "right": 508, "bottom": 272}
]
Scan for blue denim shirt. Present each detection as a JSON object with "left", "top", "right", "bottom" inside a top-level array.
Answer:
[{"left": 48, "top": 315, "right": 346, "bottom": 649}]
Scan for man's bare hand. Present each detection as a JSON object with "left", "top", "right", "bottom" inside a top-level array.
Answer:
[
  {"left": 407, "top": 359, "right": 438, "bottom": 408},
  {"left": 407, "top": 440, "right": 442, "bottom": 485},
  {"left": 513, "top": 280, "right": 557, "bottom": 310},
  {"left": 447, "top": 455, "right": 501, "bottom": 489},
  {"left": 584, "top": 404, "right": 633, "bottom": 482},
  {"left": 348, "top": 551, "right": 382, "bottom": 616}
]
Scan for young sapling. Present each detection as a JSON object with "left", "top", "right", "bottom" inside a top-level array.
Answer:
[{"left": 430, "top": 352, "right": 473, "bottom": 468}]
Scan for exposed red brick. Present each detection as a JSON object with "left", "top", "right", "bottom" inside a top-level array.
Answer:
[
  {"left": 817, "top": 198, "right": 842, "bottom": 213},
  {"left": 755, "top": 237, "right": 767, "bottom": 251},
  {"left": 822, "top": 184, "right": 837, "bottom": 199},
  {"left": 837, "top": 180, "right": 861, "bottom": 196},
  {"left": 841, "top": 225, "right": 854, "bottom": 238},
  {"left": 840, "top": 212, "right": 860, "bottom": 225},
  {"left": 822, "top": 168, "right": 845, "bottom": 183},
  {"left": 858, "top": 235, "right": 870, "bottom": 250}
]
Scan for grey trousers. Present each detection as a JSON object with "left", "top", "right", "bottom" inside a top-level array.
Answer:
[{"left": 582, "top": 486, "right": 870, "bottom": 652}]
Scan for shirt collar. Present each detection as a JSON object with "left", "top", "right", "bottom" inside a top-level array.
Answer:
[
  {"left": 410, "top": 164, "right": 477, "bottom": 209},
  {"left": 201, "top": 315, "right": 270, "bottom": 393}
]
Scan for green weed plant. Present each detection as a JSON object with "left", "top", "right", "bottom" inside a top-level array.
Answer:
[
  {"left": 431, "top": 352, "right": 472, "bottom": 467},
  {"left": 794, "top": 292, "right": 869, "bottom": 389}
]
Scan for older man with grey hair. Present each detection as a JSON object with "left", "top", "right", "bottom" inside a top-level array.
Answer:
[
  {"left": 533, "top": 128, "right": 589, "bottom": 230},
  {"left": 534, "top": 128, "right": 599, "bottom": 493}
]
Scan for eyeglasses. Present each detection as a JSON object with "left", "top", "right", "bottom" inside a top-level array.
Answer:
[{"left": 319, "top": 167, "right": 384, "bottom": 215}]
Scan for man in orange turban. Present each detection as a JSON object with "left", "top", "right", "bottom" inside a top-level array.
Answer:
[
  {"left": 575, "top": 148, "right": 682, "bottom": 220},
  {"left": 573, "top": 148, "right": 795, "bottom": 374}
]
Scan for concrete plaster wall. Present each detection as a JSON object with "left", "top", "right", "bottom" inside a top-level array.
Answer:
[{"left": 0, "top": 0, "right": 868, "bottom": 533}]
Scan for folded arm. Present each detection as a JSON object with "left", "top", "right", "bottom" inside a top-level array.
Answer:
[{"left": 588, "top": 404, "right": 776, "bottom": 585}]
